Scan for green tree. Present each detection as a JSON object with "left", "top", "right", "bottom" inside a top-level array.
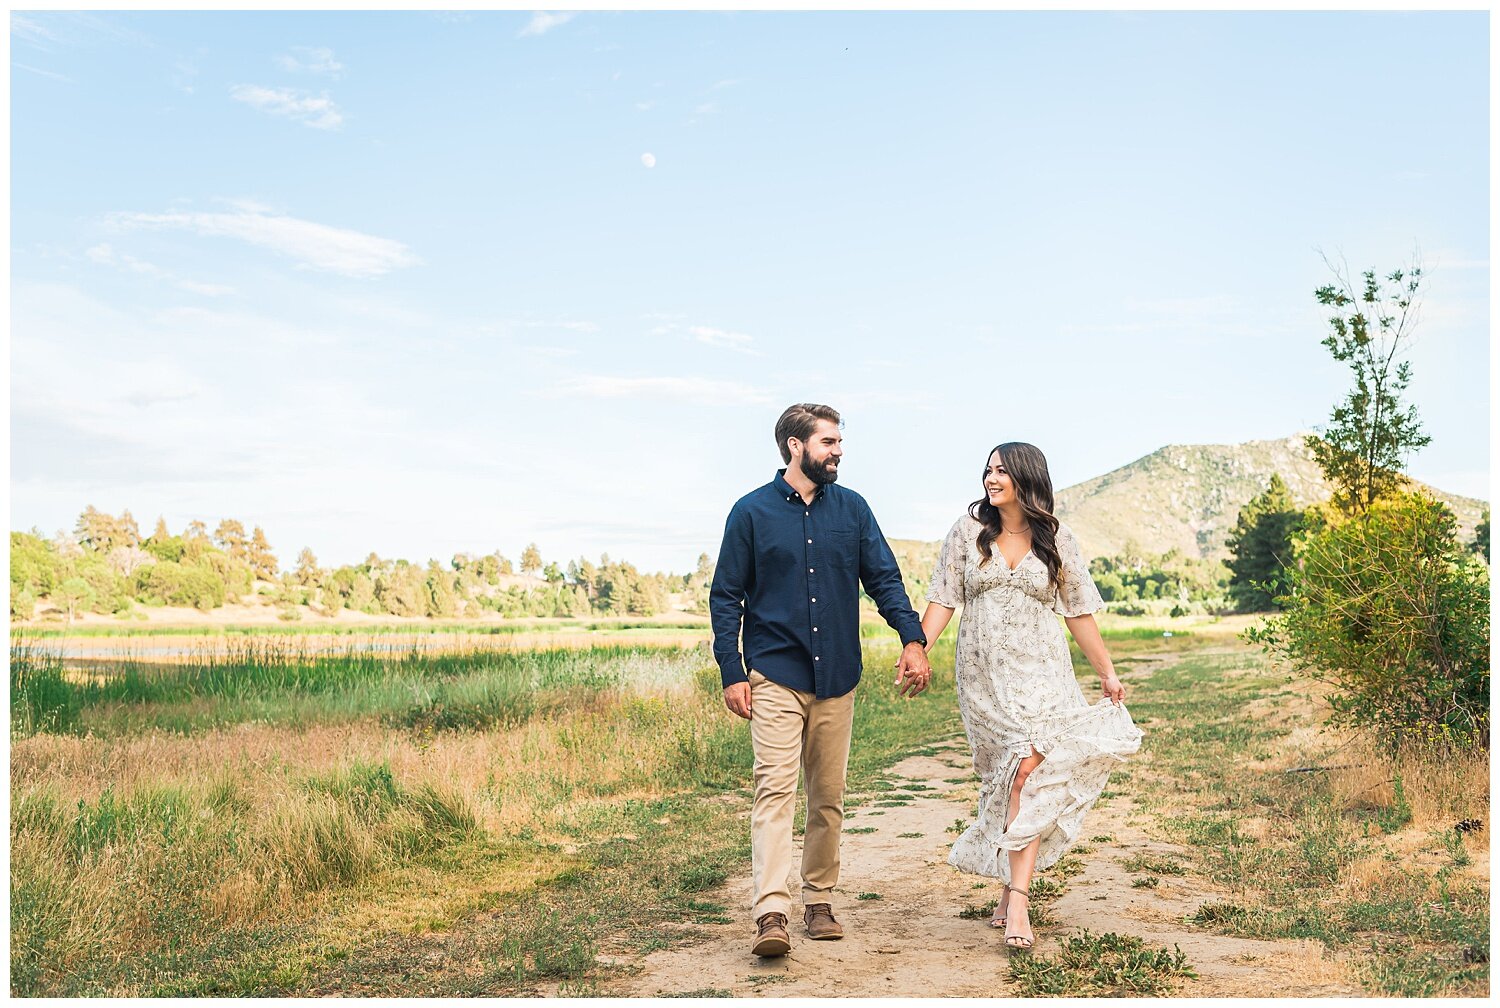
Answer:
[
  {"left": 74, "top": 506, "right": 138, "bottom": 553},
  {"left": 1471, "top": 509, "right": 1489, "bottom": 563},
  {"left": 520, "top": 543, "right": 543, "bottom": 575},
  {"left": 376, "top": 564, "right": 426, "bottom": 617},
  {"left": 424, "top": 562, "right": 460, "bottom": 618},
  {"left": 542, "top": 561, "right": 563, "bottom": 583},
  {"left": 294, "top": 547, "right": 321, "bottom": 587},
  {"left": 249, "top": 526, "right": 278, "bottom": 581},
  {"left": 57, "top": 577, "right": 96, "bottom": 624},
  {"left": 1305, "top": 257, "right": 1431, "bottom": 515},
  {"left": 1249, "top": 492, "right": 1489, "bottom": 750},
  {"left": 213, "top": 519, "right": 250, "bottom": 562},
  {"left": 1225, "top": 474, "right": 1304, "bottom": 612},
  {"left": 316, "top": 583, "right": 345, "bottom": 616},
  {"left": 10, "top": 532, "right": 62, "bottom": 599}
]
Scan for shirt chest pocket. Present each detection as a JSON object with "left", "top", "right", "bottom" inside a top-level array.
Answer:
[{"left": 822, "top": 529, "right": 861, "bottom": 576}]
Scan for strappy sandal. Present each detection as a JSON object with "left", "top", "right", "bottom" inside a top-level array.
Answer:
[
  {"left": 988, "top": 884, "right": 1010, "bottom": 928},
  {"left": 1003, "top": 887, "right": 1033, "bottom": 951}
]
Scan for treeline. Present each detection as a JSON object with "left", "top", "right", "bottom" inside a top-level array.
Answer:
[
  {"left": 1089, "top": 548, "right": 1229, "bottom": 614},
  {"left": 10, "top": 507, "right": 714, "bottom": 621}
]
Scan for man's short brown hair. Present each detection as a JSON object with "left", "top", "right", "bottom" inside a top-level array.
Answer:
[{"left": 774, "top": 403, "right": 842, "bottom": 464}]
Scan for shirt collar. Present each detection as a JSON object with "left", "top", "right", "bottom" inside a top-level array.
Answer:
[{"left": 774, "top": 468, "right": 825, "bottom": 504}]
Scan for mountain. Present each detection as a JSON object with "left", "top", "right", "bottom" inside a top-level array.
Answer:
[{"left": 1051, "top": 434, "right": 1487, "bottom": 562}]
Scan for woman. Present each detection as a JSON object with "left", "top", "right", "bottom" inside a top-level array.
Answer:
[{"left": 919, "top": 442, "right": 1142, "bottom": 951}]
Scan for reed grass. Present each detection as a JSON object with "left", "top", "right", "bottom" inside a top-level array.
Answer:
[{"left": 12, "top": 616, "right": 711, "bottom": 639}]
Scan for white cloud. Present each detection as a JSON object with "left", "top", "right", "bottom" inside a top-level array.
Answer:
[
  {"left": 552, "top": 375, "right": 770, "bottom": 406},
  {"left": 641, "top": 152, "right": 657, "bottom": 168},
  {"left": 11, "top": 14, "right": 59, "bottom": 46},
  {"left": 86, "top": 243, "right": 236, "bottom": 296},
  {"left": 230, "top": 84, "right": 343, "bottom": 130},
  {"left": 519, "top": 11, "right": 576, "bottom": 37},
  {"left": 107, "top": 207, "right": 420, "bottom": 278},
  {"left": 276, "top": 46, "right": 343, "bottom": 76},
  {"left": 648, "top": 320, "right": 758, "bottom": 354},
  {"left": 687, "top": 325, "right": 754, "bottom": 352},
  {"left": 13, "top": 61, "right": 71, "bottom": 82}
]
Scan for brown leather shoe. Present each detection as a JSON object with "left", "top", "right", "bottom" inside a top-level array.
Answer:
[
  {"left": 752, "top": 912, "right": 791, "bottom": 957},
  {"left": 803, "top": 903, "right": 844, "bottom": 940}
]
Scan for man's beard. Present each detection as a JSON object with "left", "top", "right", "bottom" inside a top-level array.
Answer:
[{"left": 801, "top": 453, "right": 839, "bottom": 485}]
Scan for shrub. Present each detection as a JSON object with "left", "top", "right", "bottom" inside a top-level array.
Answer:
[{"left": 1249, "top": 492, "right": 1489, "bottom": 750}]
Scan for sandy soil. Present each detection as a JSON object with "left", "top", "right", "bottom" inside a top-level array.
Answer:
[{"left": 608, "top": 740, "right": 1364, "bottom": 998}]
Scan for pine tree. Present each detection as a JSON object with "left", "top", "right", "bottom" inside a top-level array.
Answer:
[
  {"left": 214, "top": 519, "right": 249, "bottom": 561},
  {"left": 249, "top": 526, "right": 279, "bottom": 581},
  {"left": 1225, "top": 474, "right": 1303, "bottom": 612},
  {"left": 294, "top": 547, "right": 321, "bottom": 587},
  {"left": 520, "top": 543, "right": 543, "bottom": 575}
]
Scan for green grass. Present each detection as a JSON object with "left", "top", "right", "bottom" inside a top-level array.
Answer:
[
  {"left": 12, "top": 635, "right": 971, "bottom": 996},
  {"left": 12, "top": 618, "right": 711, "bottom": 639},
  {"left": 1008, "top": 931, "right": 1195, "bottom": 996},
  {"left": 10, "top": 642, "right": 709, "bottom": 737},
  {"left": 1125, "top": 647, "right": 1489, "bottom": 996}
]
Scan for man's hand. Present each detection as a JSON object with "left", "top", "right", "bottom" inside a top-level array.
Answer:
[
  {"left": 724, "top": 681, "right": 752, "bottom": 719},
  {"left": 894, "top": 642, "right": 932, "bottom": 698}
]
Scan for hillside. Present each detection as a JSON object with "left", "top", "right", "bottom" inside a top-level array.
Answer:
[
  {"left": 1054, "top": 434, "right": 1487, "bottom": 561},
  {"left": 890, "top": 435, "right": 1486, "bottom": 566}
]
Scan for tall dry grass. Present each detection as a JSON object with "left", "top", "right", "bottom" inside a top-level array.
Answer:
[{"left": 9, "top": 646, "right": 747, "bottom": 994}]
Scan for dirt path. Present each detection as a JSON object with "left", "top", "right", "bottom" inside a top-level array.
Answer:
[{"left": 609, "top": 738, "right": 1364, "bottom": 997}]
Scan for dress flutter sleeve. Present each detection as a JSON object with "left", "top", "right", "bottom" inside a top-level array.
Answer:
[
  {"left": 1052, "top": 523, "right": 1104, "bottom": 617},
  {"left": 926, "top": 518, "right": 967, "bottom": 609}
]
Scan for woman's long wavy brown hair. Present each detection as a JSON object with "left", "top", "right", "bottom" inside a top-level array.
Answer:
[{"left": 968, "top": 442, "right": 1065, "bottom": 590}]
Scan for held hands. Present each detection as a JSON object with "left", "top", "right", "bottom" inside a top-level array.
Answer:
[
  {"left": 1100, "top": 670, "right": 1125, "bottom": 706},
  {"left": 894, "top": 642, "right": 932, "bottom": 698},
  {"left": 724, "top": 681, "right": 752, "bottom": 719}
]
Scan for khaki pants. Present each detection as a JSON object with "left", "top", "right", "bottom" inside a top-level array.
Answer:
[{"left": 747, "top": 669, "right": 856, "bottom": 921}]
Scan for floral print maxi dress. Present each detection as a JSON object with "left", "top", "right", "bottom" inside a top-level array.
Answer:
[{"left": 928, "top": 516, "right": 1143, "bottom": 882}]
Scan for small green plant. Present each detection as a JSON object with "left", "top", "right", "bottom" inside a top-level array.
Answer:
[
  {"left": 947, "top": 819, "right": 968, "bottom": 834},
  {"left": 1440, "top": 828, "right": 1471, "bottom": 868},
  {"left": 897, "top": 832, "right": 924, "bottom": 839},
  {"left": 958, "top": 899, "right": 999, "bottom": 920},
  {"left": 1132, "top": 876, "right": 1160, "bottom": 889},
  {"left": 1090, "top": 834, "right": 1115, "bottom": 843},
  {"left": 1377, "top": 775, "right": 1414, "bottom": 833},
  {"left": 1121, "top": 853, "right": 1186, "bottom": 876},
  {"left": 844, "top": 826, "right": 876, "bottom": 834},
  {"left": 1007, "top": 930, "right": 1195, "bottom": 996},
  {"left": 856, "top": 892, "right": 883, "bottom": 901}
]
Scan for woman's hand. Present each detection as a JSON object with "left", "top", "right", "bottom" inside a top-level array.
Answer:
[{"left": 1099, "top": 671, "right": 1125, "bottom": 705}]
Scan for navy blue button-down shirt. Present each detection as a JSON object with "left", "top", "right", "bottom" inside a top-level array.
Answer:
[{"left": 710, "top": 469, "right": 925, "bottom": 699}]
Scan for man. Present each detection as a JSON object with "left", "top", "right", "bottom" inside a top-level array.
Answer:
[{"left": 710, "top": 403, "right": 932, "bottom": 958}]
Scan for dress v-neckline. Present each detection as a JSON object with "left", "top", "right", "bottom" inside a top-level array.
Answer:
[{"left": 999, "top": 548, "right": 1032, "bottom": 573}]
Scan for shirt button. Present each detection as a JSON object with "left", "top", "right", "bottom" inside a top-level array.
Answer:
[
  {"left": 813, "top": 627, "right": 819, "bottom": 632},
  {"left": 811, "top": 597, "right": 816, "bottom": 603},
  {"left": 807, "top": 539, "right": 812, "bottom": 544},
  {"left": 815, "top": 656, "right": 820, "bottom": 661},
  {"left": 809, "top": 568, "right": 814, "bottom": 573}
]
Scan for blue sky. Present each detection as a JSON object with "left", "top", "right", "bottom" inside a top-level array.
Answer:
[{"left": 10, "top": 10, "right": 1490, "bottom": 573}]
